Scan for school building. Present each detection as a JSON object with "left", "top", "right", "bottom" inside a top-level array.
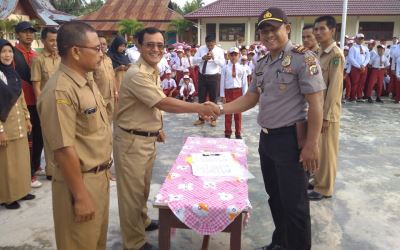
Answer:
[{"left": 185, "top": 0, "right": 400, "bottom": 48}]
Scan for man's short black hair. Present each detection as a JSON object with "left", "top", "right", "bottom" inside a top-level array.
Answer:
[
  {"left": 205, "top": 35, "right": 216, "bottom": 43},
  {"left": 302, "top": 25, "right": 314, "bottom": 31},
  {"left": 57, "top": 21, "right": 97, "bottom": 57},
  {"left": 314, "top": 15, "right": 337, "bottom": 30},
  {"left": 41, "top": 27, "right": 57, "bottom": 40},
  {"left": 135, "top": 27, "right": 162, "bottom": 45}
]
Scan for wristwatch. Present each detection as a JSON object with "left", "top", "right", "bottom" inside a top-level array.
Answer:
[{"left": 218, "top": 104, "right": 224, "bottom": 116}]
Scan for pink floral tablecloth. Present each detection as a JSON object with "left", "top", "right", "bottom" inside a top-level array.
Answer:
[{"left": 155, "top": 137, "right": 251, "bottom": 235}]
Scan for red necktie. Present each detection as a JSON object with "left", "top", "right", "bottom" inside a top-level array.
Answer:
[
  {"left": 232, "top": 63, "right": 236, "bottom": 77},
  {"left": 179, "top": 57, "right": 182, "bottom": 66},
  {"left": 360, "top": 46, "right": 364, "bottom": 54}
]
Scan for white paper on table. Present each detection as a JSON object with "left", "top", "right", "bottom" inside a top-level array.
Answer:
[{"left": 191, "top": 152, "right": 253, "bottom": 178}]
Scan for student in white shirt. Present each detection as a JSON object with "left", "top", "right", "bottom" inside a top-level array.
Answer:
[
  {"left": 192, "top": 35, "right": 225, "bottom": 126},
  {"left": 366, "top": 45, "right": 390, "bottom": 103},
  {"left": 126, "top": 45, "right": 140, "bottom": 63},
  {"left": 343, "top": 46, "right": 352, "bottom": 100},
  {"left": 172, "top": 47, "right": 190, "bottom": 84},
  {"left": 395, "top": 56, "right": 400, "bottom": 103},
  {"left": 180, "top": 75, "right": 195, "bottom": 102},
  {"left": 161, "top": 69, "right": 178, "bottom": 97},
  {"left": 220, "top": 47, "right": 248, "bottom": 139},
  {"left": 348, "top": 33, "right": 370, "bottom": 101},
  {"left": 178, "top": 68, "right": 194, "bottom": 87}
]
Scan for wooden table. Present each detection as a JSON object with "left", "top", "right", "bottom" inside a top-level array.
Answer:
[{"left": 154, "top": 203, "right": 245, "bottom": 250}]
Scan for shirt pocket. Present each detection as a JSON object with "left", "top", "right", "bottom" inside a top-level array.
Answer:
[
  {"left": 275, "top": 72, "right": 295, "bottom": 94},
  {"left": 78, "top": 107, "right": 100, "bottom": 135}
]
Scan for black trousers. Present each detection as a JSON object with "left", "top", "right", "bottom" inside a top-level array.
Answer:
[
  {"left": 198, "top": 73, "right": 220, "bottom": 104},
  {"left": 259, "top": 126, "right": 311, "bottom": 250},
  {"left": 28, "top": 105, "right": 43, "bottom": 177}
]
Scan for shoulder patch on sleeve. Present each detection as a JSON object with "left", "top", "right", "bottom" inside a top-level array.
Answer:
[
  {"left": 292, "top": 45, "right": 308, "bottom": 54},
  {"left": 332, "top": 56, "right": 340, "bottom": 65}
]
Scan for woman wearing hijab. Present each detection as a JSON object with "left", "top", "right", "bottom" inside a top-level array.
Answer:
[
  {"left": 108, "top": 35, "right": 131, "bottom": 90},
  {"left": 0, "top": 39, "right": 35, "bottom": 209}
]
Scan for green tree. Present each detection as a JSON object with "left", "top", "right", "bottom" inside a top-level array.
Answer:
[
  {"left": 169, "top": 2, "right": 183, "bottom": 15},
  {"left": 0, "top": 19, "right": 18, "bottom": 39},
  {"left": 118, "top": 19, "right": 144, "bottom": 37},
  {"left": 168, "top": 19, "right": 193, "bottom": 42},
  {"left": 182, "top": 0, "right": 205, "bottom": 14},
  {"left": 50, "top": 0, "right": 103, "bottom": 16}
]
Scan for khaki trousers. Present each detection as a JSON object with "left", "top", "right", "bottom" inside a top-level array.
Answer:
[
  {"left": 52, "top": 170, "right": 110, "bottom": 250},
  {"left": 114, "top": 127, "right": 156, "bottom": 250},
  {"left": 314, "top": 122, "right": 340, "bottom": 196}
]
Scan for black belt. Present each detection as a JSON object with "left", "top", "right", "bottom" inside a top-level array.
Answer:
[
  {"left": 372, "top": 68, "right": 385, "bottom": 70},
  {"left": 119, "top": 126, "right": 159, "bottom": 137},
  {"left": 262, "top": 124, "right": 296, "bottom": 135},
  {"left": 84, "top": 159, "right": 113, "bottom": 174}
]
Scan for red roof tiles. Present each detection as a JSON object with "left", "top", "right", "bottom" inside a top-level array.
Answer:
[
  {"left": 185, "top": 0, "right": 400, "bottom": 19},
  {"left": 79, "top": 0, "right": 183, "bottom": 32}
]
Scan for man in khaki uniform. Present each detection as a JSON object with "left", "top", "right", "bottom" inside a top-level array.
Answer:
[
  {"left": 93, "top": 36, "right": 117, "bottom": 123},
  {"left": 302, "top": 25, "right": 320, "bottom": 55},
  {"left": 114, "top": 27, "right": 216, "bottom": 250},
  {"left": 309, "top": 15, "right": 344, "bottom": 201},
  {"left": 31, "top": 27, "right": 60, "bottom": 179},
  {"left": 37, "top": 21, "right": 112, "bottom": 250}
]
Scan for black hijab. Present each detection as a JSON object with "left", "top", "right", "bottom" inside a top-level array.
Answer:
[
  {"left": 0, "top": 39, "right": 22, "bottom": 122},
  {"left": 107, "top": 35, "right": 131, "bottom": 69}
]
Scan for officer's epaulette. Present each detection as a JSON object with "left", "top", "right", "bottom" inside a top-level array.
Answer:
[
  {"left": 292, "top": 45, "right": 308, "bottom": 54},
  {"left": 257, "top": 52, "right": 269, "bottom": 62}
]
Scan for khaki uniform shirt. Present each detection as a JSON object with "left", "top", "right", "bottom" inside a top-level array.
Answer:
[
  {"left": 0, "top": 94, "right": 29, "bottom": 141},
  {"left": 93, "top": 55, "right": 115, "bottom": 100},
  {"left": 37, "top": 64, "right": 112, "bottom": 176},
  {"left": 318, "top": 42, "right": 344, "bottom": 122},
  {"left": 311, "top": 45, "right": 321, "bottom": 55},
  {"left": 249, "top": 41, "right": 326, "bottom": 129},
  {"left": 115, "top": 57, "right": 166, "bottom": 132},
  {"left": 31, "top": 49, "right": 61, "bottom": 90}
]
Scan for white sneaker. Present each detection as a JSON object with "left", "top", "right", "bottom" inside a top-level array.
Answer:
[
  {"left": 31, "top": 179, "right": 43, "bottom": 188},
  {"left": 35, "top": 169, "right": 46, "bottom": 176}
]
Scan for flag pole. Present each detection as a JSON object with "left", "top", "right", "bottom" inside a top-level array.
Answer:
[{"left": 340, "top": 0, "right": 349, "bottom": 49}]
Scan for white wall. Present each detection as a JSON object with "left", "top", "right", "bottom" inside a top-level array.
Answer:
[{"left": 197, "top": 15, "right": 400, "bottom": 49}]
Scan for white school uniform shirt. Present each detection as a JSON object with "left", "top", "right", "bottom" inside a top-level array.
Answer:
[
  {"left": 220, "top": 61, "right": 248, "bottom": 98},
  {"left": 368, "top": 49, "right": 377, "bottom": 64},
  {"left": 126, "top": 46, "right": 140, "bottom": 63},
  {"left": 171, "top": 56, "right": 190, "bottom": 71},
  {"left": 369, "top": 53, "right": 390, "bottom": 69},
  {"left": 161, "top": 78, "right": 177, "bottom": 90},
  {"left": 178, "top": 77, "right": 194, "bottom": 87},
  {"left": 180, "top": 82, "right": 195, "bottom": 96},
  {"left": 193, "top": 45, "right": 225, "bottom": 75},
  {"left": 348, "top": 43, "right": 370, "bottom": 69},
  {"left": 390, "top": 45, "right": 400, "bottom": 71},
  {"left": 158, "top": 57, "right": 171, "bottom": 76},
  {"left": 344, "top": 56, "right": 351, "bottom": 74},
  {"left": 396, "top": 57, "right": 400, "bottom": 78}
]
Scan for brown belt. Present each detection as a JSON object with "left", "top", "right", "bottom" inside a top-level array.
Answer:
[
  {"left": 119, "top": 126, "right": 159, "bottom": 137},
  {"left": 84, "top": 159, "right": 113, "bottom": 174}
]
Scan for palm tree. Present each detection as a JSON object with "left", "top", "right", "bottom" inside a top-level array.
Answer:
[
  {"left": 0, "top": 19, "right": 18, "bottom": 40},
  {"left": 118, "top": 19, "right": 144, "bottom": 37},
  {"left": 168, "top": 19, "right": 193, "bottom": 42},
  {"left": 182, "top": 0, "right": 205, "bottom": 14}
]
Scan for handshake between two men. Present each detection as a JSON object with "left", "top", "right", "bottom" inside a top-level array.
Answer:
[{"left": 196, "top": 101, "right": 221, "bottom": 121}]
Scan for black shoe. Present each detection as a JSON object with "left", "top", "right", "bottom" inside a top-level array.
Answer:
[
  {"left": 235, "top": 134, "right": 242, "bottom": 139},
  {"left": 376, "top": 97, "right": 384, "bottom": 103},
  {"left": 46, "top": 175, "right": 52, "bottom": 181},
  {"left": 139, "top": 242, "right": 158, "bottom": 250},
  {"left": 367, "top": 97, "right": 373, "bottom": 103},
  {"left": 254, "top": 243, "right": 282, "bottom": 250},
  {"left": 145, "top": 220, "right": 159, "bottom": 231},
  {"left": 225, "top": 134, "right": 231, "bottom": 139},
  {"left": 20, "top": 194, "right": 35, "bottom": 200},
  {"left": 307, "top": 183, "right": 314, "bottom": 190},
  {"left": 4, "top": 201, "right": 20, "bottom": 209},
  {"left": 356, "top": 98, "right": 365, "bottom": 103},
  {"left": 308, "top": 191, "right": 332, "bottom": 201}
]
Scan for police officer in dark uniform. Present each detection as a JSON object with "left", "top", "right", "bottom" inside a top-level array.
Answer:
[{"left": 208, "top": 7, "right": 326, "bottom": 250}]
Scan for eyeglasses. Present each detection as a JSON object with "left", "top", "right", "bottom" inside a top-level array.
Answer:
[
  {"left": 75, "top": 45, "right": 102, "bottom": 53},
  {"left": 143, "top": 42, "right": 164, "bottom": 50}
]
